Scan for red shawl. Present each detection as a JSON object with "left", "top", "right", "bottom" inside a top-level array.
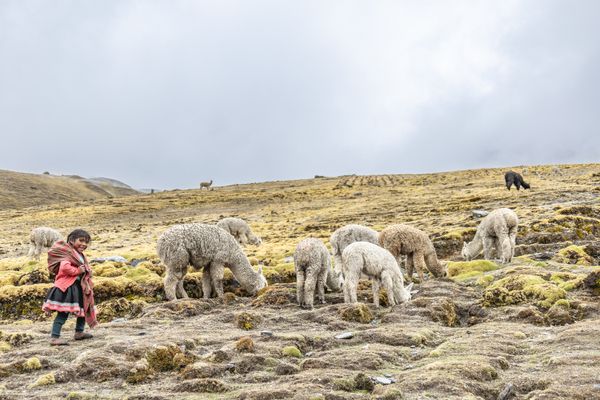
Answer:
[{"left": 47, "top": 240, "right": 98, "bottom": 328}]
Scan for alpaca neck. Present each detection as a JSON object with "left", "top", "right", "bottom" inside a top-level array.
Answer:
[
  {"left": 227, "top": 249, "right": 259, "bottom": 288},
  {"left": 466, "top": 234, "right": 484, "bottom": 258}
]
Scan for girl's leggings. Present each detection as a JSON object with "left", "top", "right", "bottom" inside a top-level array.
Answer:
[{"left": 51, "top": 312, "right": 85, "bottom": 338}]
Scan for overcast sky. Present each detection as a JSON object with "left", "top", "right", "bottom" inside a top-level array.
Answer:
[{"left": 1, "top": 1, "right": 598, "bottom": 189}]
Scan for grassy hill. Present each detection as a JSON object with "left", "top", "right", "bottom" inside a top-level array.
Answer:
[
  {"left": 0, "top": 163, "right": 598, "bottom": 399},
  {"left": 0, "top": 169, "right": 139, "bottom": 210}
]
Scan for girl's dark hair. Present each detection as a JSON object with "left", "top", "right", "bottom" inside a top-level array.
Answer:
[{"left": 67, "top": 229, "right": 91, "bottom": 244}]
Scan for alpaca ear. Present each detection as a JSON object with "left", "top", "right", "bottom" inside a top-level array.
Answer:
[{"left": 257, "top": 265, "right": 263, "bottom": 275}]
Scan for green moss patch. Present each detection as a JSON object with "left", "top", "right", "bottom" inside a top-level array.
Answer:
[
  {"left": 447, "top": 260, "right": 500, "bottom": 282},
  {"left": 483, "top": 274, "right": 566, "bottom": 308},
  {"left": 554, "top": 245, "right": 594, "bottom": 265},
  {"left": 339, "top": 303, "right": 374, "bottom": 324}
]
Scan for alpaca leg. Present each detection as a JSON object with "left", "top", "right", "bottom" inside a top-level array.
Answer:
[
  {"left": 27, "top": 244, "right": 34, "bottom": 258},
  {"left": 164, "top": 270, "right": 179, "bottom": 301},
  {"left": 296, "top": 269, "right": 305, "bottom": 306},
  {"left": 509, "top": 228, "right": 518, "bottom": 260},
  {"left": 482, "top": 236, "right": 495, "bottom": 260},
  {"left": 303, "top": 269, "right": 318, "bottom": 309},
  {"left": 412, "top": 252, "right": 426, "bottom": 283},
  {"left": 498, "top": 234, "right": 512, "bottom": 263},
  {"left": 380, "top": 271, "right": 396, "bottom": 306},
  {"left": 343, "top": 274, "right": 359, "bottom": 304},
  {"left": 202, "top": 267, "right": 212, "bottom": 299},
  {"left": 176, "top": 277, "right": 189, "bottom": 299},
  {"left": 405, "top": 254, "right": 415, "bottom": 282},
  {"left": 210, "top": 262, "right": 225, "bottom": 297},
  {"left": 371, "top": 278, "right": 381, "bottom": 308},
  {"left": 316, "top": 268, "right": 327, "bottom": 304}
]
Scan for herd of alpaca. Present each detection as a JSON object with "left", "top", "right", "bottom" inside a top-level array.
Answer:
[{"left": 27, "top": 170, "right": 528, "bottom": 309}]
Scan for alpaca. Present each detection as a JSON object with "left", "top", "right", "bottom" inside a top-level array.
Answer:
[
  {"left": 330, "top": 224, "right": 379, "bottom": 275},
  {"left": 504, "top": 171, "right": 530, "bottom": 191},
  {"left": 200, "top": 180, "right": 213, "bottom": 190},
  {"left": 28, "top": 227, "right": 62, "bottom": 260},
  {"left": 379, "top": 224, "right": 447, "bottom": 282},
  {"left": 294, "top": 238, "right": 336, "bottom": 309},
  {"left": 216, "top": 217, "right": 262, "bottom": 246},
  {"left": 157, "top": 223, "right": 267, "bottom": 300},
  {"left": 462, "top": 208, "right": 518, "bottom": 263},
  {"left": 341, "top": 242, "right": 413, "bottom": 307}
]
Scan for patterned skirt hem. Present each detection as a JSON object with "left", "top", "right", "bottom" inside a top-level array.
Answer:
[{"left": 42, "top": 301, "right": 84, "bottom": 316}]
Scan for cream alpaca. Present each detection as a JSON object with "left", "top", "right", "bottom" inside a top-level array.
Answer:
[
  {"left": 330, "top": 224, "right": 379, "bottom": 275},
  {"left": 341, "top": 242, "right": 413, "bottom": 307},
  {"left": 294, "top": 238, "right": 341, "bottom": 309},
  {"left": 28, "top": 227, "right": 62, "bottom": 260},
  {"left": 157, "top": 223, "right": 267, "bottom": 300},
  {"left": 462, "top": 208, "right": 518, "bottom": 263},
  {"left": 216, "top": 217, "right": 262, "bottom": 246}
]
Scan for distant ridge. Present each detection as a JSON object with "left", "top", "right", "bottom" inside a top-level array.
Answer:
[{"left": 0, "top": 169, "right": 139, "bottom": 210}]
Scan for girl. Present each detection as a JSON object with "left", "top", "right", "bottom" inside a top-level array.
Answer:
[{"left": 43, "top": 229, "right": 98, "bottom": 346}]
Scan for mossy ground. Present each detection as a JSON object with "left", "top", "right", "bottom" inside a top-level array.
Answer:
[{"left": 0, "top": 164, "right": 598, "bottom": 398}]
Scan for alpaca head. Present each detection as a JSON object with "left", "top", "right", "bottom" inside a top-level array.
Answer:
[
  {"left": 256, "top": 265, "right": 268, "bottom": 291},
  {"left": 249, "top": 234, "right": 262, "bottom": 246},
  {"left": 329, "top": 270, "right": 344, "bottom": 291},
  {"left": 394, "top": 281, "right": 413, "bottom": 303},
  {"left": 461, "top": 242, "right": 472, "bottom": 261}
]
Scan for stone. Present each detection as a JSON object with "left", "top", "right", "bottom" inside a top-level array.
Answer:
[
  {"left": 374, "top": 377, "right": 393, "bottom": 385},
  {"left": 472, "top": 210, "right": 489, "bottom": 218},
  {"left": 497, "top": 383, "right": 514, "bottom": 400},
  {"left": 335, "top": 332, "right": 354, "bottom": 340},
  {"left": 260, "top": 330, "right": 273, "bottom": 337}
]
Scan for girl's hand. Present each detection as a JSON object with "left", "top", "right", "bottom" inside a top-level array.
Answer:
[{"left": 79, "top": 265, "right": 86, "bottom": 274}]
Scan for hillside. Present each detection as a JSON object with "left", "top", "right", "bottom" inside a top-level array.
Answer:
[
  {"left": 0, "top": 163, "right": 598, "bottom": 399},
  {"left": 0, "top": 170, "right": 139, "bottom": 210}
]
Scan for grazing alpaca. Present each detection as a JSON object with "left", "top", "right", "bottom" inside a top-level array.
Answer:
[
  {"left": 294, "top": 238, "right": 339, "bottom": 309},
  {"left": 216, "top": 217, "right": 262, "bottom": 246},
  {"left": 28, "top": 227, "right": 62, "bottom": 260},
  {"left": 330, "top": 224, "right": 379, "bottom": 275},
  {"left": 157, "top": 224, "right": 267, "bottom": 300},
  {"left": 462, "top": 208, "right": 518, "bottom": 263},
  {"left": 379, "top": 224, "right": 447, "bottom": 282},
  {"left": 504, "top": 171, "right": 530, "bottom": 191},
  {"left": 200, "top": 180, "right": 213, "bottom": 190},
  {"left": 341, "top": 242, "right": 413, "bottom": 307}
]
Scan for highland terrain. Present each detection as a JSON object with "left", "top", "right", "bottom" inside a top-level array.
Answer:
[{"left": 0, "top": 163, "right": 599, "bottom": 400}]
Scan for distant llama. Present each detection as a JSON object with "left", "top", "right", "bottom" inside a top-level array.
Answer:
[
  {"left": 200, "top": 180, "right": 213, "bottom": 190},
  {"left": 462, "top": 208, "right": 519, "bottom": 264},
  {"left": 504, "top": 171, "right": 530, "bottom": 191}
]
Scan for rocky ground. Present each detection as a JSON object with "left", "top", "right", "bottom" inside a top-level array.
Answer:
[{"left": 0, "top": 163, "right": 599, "bottom": 399}]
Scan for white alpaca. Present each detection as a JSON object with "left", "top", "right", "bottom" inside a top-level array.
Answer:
[
  {"left": 200, "top": 180, "right": 213, "bottom": 190},
  {"left": 462, "top": 208, "right": 518, "bottom": 263},
  {"left": 379, "top": 224, "right": 447, "bottom": 282},
  {"left": 216, "top": 217, "right": 262, "bottom": 246},
  {"left": 28, "top": 227, "right": 62, "bottom": 260},
  {"left": 342, "top": 242, "right": 413, "bottom": 308},
  {"left": 294, "top": 238, "right": 340, "bottom": 309},
  {"left": 330, "top": 224, "right": 379, "bottom": 275},
  {"left": 157, "top": 224, "right": 267, "bottom": 300}
]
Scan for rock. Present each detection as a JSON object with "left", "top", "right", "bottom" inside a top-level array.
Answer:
[
  {"left": 260, "top": 330, "right": 274, "bottom": 337},
  {"left": 130, "top": 259, "right": 144, "bottom": 267},
  {"left": 283, "top": 256, "right": 293, "bottom": 263},
  {"left": 472, "top": 210, "right": 489, "bottom": 218},
  {"left": 374, "top": 376, "right": 393, "bottom": 385},
  {"left": 90, "top": 256, "right": 127, "bottom": 263},
  {"left": 497, "top": 383, "right": 514, "bottom": 400},
  {"left": 335, "top": 332, "right": 354, "bottom": 340}
]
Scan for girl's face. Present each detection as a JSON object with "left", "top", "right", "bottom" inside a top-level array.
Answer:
[{"left": 71, "top": 237, "right": 89, "bottom": 253}]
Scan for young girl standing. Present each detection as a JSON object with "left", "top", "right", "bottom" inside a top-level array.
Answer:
[{"left": 43, "top": 229, "right": 98, "bottom": 346}]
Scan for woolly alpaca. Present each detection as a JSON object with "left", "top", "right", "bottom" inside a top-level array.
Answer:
[
  {"left": 200, "top": 180, "right": 213, "bottom": 190},
  {"left": 216, "top": 217, "right": 262, "bottom": 246},
  {"left": 341, "top": 242, "right": 413, "bottom": 307},
  {"left": 157, "top": 223, "right": 267, "bottom": 300},
  {"left": 330, "top": 224, "right": 379, "bottom": 275},
  {"left": 504, "top": 171, "right": 530, "bottom": 190},
  {"left": 379, "top": 224, "right": 447, "bottom": 282},
  {"left": 294, "top": 238, "right": 339, "bottom": 309},
  {"left": 462, "top": 208, "right": 518, "bottom": 263},
  {"left": 28, "top": 227, "right": 62, "bottom": 260}
]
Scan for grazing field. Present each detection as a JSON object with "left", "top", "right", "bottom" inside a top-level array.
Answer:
[{"left": 0, "top": 163, "right": 599, "bottom": 399}]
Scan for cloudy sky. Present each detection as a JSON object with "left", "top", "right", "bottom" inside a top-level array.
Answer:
[{"left": 1, "top": 1, "right": 598, "bottom": 189}]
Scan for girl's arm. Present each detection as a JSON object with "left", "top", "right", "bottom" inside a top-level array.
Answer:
[{"left": 59, "top": 260, "right": 82, "bottom": 276}]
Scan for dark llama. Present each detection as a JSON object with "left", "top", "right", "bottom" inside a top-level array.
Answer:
[{"left": 504, "top": 171, "right": 530, "bottom": 191}]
